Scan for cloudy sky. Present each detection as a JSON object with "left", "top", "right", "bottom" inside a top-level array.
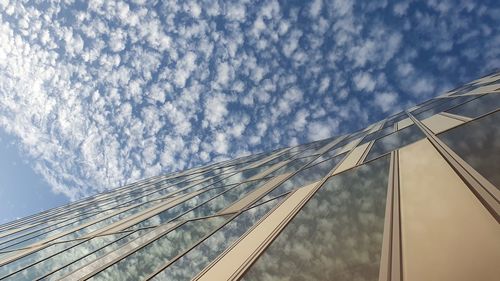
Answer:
[{"left": 0, "top": 0, "right": 499, "bottom": 222}]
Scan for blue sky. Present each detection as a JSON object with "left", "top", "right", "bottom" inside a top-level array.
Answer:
[{"left": 0, "top": 0, "right": 499, "bottom": 223}]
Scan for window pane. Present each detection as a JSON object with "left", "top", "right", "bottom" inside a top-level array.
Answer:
[
  {"left": 242, "top": 155, "right": 390, "bottom": 281},
  {"left": 89, "top": 216, "right": 228, "bottom": 281},
  {"left": 415, "top": 95, "right": 479, "bottom": 120},
  {"left": 179, "top": 179, "right": 269, "bottom": 220},
  {"left": 5, "top": 230, "right": 149, "bottom": 280},
  {"left": 265, "top": 155, "right": 317, "bottom": 177},
  {"left": 0, "top": 240, "right": 81, "bottom": 278},
  {"left": 45, "top": 230, "right": 149, "bottom": 280},
  {"left": 256, "top": 152, "right": 346, "bottom": 203},
  {"left": 365, "top": 124, "right": 425, "bottom": 161},
  {"left": 152, "top": 198, "right": 282, "bottom": 281},
  {"left": 125, "top": 187, "right": 228, "bottom": 230},
  {"left": 438, "top": 110, "right": 500, "bottom": 189},
  {"left": 359, "top": 126, "right": 394, "bottom": 145},
  {"left": 446, "top": 94, "right": 500, "bottom": 118},
  {"left": 382, "top": 112, "right": 407, "bottom": 129}
]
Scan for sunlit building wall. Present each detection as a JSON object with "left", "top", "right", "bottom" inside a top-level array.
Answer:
[{"left": 0, "top": 72, "right": 499, "bottom": 281}]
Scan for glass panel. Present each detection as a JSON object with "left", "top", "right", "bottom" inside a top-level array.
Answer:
[
  {"left": 44, "top": 230, "right": 149, "bottom": 280},
  {"left": 242, "top": 155, "right": 390, "bottom": 281},
  {"left": 125, "top": 187, "right": 228, "bottom": 230},
  {"left": 179, "top": 180, "right": 268, "bottom": 220},
  {"left": 359, "top": 126, "right": 394, "bottom": 145},
  {"left": 306, "top": 145, "right": 345, "bottom": 167},
  {"left": 152, "top": 198, "right": 282, "bottom": 281},
  {"left": 365, "top": 124, "right": 425, "bottom": 162},
  {"left": 4, "top": 230, "right": 149, "bottom": 280},
  {"left": 449, "top": 84, "right": 480, "bottom": 96},
  {"left": 415, "top": 95, "right": 479, "bottom": 120},
  {"left": 446, "top": 94, "right": 500, "bottom": 118},
  {"left": 382, "top": 112, "right": 407, "bottom": 129},
  {"left": 265, "top": 155, "right": 317, "bottom": 177},
  {"left": 0, "top": 207, "right": 123, "bottom": 252},
  {"left": 410, "top": 99, "right": 447, "bottom": 116},
  {"left": 0, "top": 240, "right": 81, "bottom": 278},
  {"left": 217, "top": 152, "right": 297, "bottom": 186},
  {"left": 438, "top": 111, "right": 500, "bottom": 189},
  {"left": 256, "top": 152, "right": 346, "bottom": 203},
  {"left": 89, "top": 216, "right": 228, "bottom": 281}
]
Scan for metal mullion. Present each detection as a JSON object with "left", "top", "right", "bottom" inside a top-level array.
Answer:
[
  {"left": 390, "top": 150, "right": 402, "bottom": 281},
  {"left": 378, "top": 151, "right": 395, "bottom": 281},
  {"left": 357, "top": 140, "right": 375, "bottom": 165},
  {"left": 438, "top": 111, "right": 472, "bottom": 122},
  {"left": 406, "top": 111, "right": 500, "bottom": 222}
]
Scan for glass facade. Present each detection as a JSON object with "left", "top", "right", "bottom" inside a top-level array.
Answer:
[{"left": 0, "top": 73, "right": 499, "bottom": 281}]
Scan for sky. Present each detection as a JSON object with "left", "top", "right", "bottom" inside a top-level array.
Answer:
[{"left": 0, "top": 0, "right": 499, "bottom": 224}]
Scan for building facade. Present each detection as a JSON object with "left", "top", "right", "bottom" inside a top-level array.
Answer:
[{"left": 0, "top": 72, "right": 499, "bottom": 281}]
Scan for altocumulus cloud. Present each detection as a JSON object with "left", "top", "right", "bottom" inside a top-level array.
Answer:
[{"left": 0, "top": 0, "right": 498, "bottom": 200}]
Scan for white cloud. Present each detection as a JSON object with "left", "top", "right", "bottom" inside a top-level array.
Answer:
[
  {"left": 204, "top": 94, "right": 228, "bottom": 127},
  {"left": 227, "top": 3, "right": 246, "bottom": 22},
  {"left": 354, "top": 72, "right": 376, "bottom": 92},
  {"left": 309, "top": 0, "right": 323, "bottom": 18},
  {"left": 374, "top": 92, "right": 398, "bottom": 112}
]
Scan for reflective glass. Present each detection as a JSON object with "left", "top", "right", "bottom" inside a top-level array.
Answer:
[
  {"left": 242, "top": 155, "right": 390, "bottom": 281},
  {"left": 381, "top": 112, "right": 407, "bottom": 129},
  {"left": 449, "top": 83, "right": 481, "bottom": 96},
  {"left": 179, "top": 180, "right": 267, "bottom": 220},
  {"left": 438, "top": 110, "right": 500, "bottom": 189},
  {"left": 125, "top": 187, "right": 227, "bottom": 230},
  {"left": 4, "top": 231, "right": 142, "bottom": 280},
  {"left": 446, "top": 93, "right": 500, "bottom": 118},
  {"left": 359, "top": 126, "right": 394, "bottom": 145},
  {"left": 265, "top": 155, "right": 317, "bottom": 177},
  {"left": 152, "top": 198, "right": 281, "bottom": 281},
  {"left": 0, "top": 240, "right": 81, "bottom": 278},
  {"left": 44, "top": 230, "right": 149, "bottom": 280},
  {"left": 257, "top": 152, "right": 346, "bottom": 203},
  {"left": 365, "top": 124, "right": 425, "bottom": 162},
  {"left": 306, "top": 145, "right": 345, "bottom": 167},
  {"left": 415, "top": 95, "right": 479, "bottom": 120},
  {"left": 89, "top": 216, "right": 227, "bottom": 281},
  {"left": 0, "top": 207, "right": 122, "bottom": 252}
]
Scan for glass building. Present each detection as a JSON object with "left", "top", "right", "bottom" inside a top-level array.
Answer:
[{"left": 0, "top": 72, "right": 499, "bottom": 281}]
